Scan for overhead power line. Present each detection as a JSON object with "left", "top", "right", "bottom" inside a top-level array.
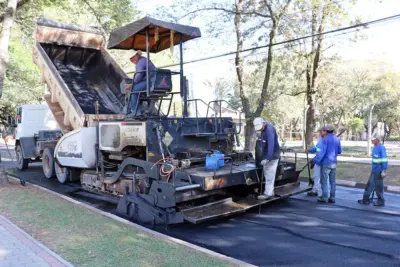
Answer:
[{"left": 156, "top": 13, "right": 400, "bottom": 70}]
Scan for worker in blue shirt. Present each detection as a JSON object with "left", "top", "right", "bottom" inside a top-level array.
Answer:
[
  {"left": 253, "top": 117, "right": 280, "bottom": 200},
  {"left": 306, "top": 128, "right": 325, "bottom": 197},
  {"left": 127, "top": 50, "right": 157, "bottom": 114},
  {"left": 313, "top": 124, "right": 342, "bottom": 203},
  {"left": 358, "top": 134, "right": 388, "bottom": 207}
]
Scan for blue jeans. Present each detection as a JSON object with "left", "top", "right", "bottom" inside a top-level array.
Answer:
[
  {"left": 363, "top": 172, "right": 385, "bottom": 204},
  {"left": 321, "top": 164, "right": 336, "bottom": 201},
  {"left": 129, "top": 80, "right": 147, "bottom": 114}
]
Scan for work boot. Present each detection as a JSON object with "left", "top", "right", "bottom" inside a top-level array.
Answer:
[
  {"left": 328, "top": 198, "right": 335, "bottom": 204},
  {"left": 317, "top": 197, "right": 327, "bottom": 203},
  {"left": 373, "top": 199, "right": 385, "bottom": 207},
  {"left": 307, "top": 191, "right": 318, "bottom": 197},
  {"left": 258, "top": 194, "right": 274, "bottom": 200},
  {"left": 357, "top": 199, "right": 371, "bottom": 205}
]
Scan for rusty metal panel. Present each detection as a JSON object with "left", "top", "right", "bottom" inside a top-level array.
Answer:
[
  {"left": 36, "top": 19, "right": 104, "bottom": 50},
  {"left": 33, "top": 43, "right": 85, "bottom": 132}
]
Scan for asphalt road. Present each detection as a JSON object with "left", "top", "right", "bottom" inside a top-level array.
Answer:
[{"left": 1, "top": 143, "right": 400, "bottom": 267}]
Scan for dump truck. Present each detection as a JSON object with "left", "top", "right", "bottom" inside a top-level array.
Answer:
[
  {"left": 13, "top": 104, "right": 61, "bottom": 174},
  {"left": 33, "top": 17, "right": 311, "bottom": 225}
]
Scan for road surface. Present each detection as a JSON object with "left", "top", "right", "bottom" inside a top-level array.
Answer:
[{"left": 1, "top": 142, "right": 399, "bottom": 267}]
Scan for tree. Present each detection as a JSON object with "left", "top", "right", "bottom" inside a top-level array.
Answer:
[
  {"left": 0, "top": 0, "right": 18, "bottom": 98},
  {"left": 0, "top": 0, "right": 139, "bottom": 124},
  {"left": 234, "top": 0, "right": 293, "bottom": 150},
  {"left": 283, "top": 0, "right": 357, "bottom": 146}
]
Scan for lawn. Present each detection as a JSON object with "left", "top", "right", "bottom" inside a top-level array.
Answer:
[
  {"left": 295, "top": 159, "right": 400, "bottom": 186},
  {"left": 0, "top": 182, "right": 234, "bottom": 267}
]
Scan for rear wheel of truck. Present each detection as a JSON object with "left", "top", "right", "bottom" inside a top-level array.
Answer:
[
  {"left": 55, "top": 161, "right": 70, "bottom": 184},
  {"left": 16, "top": 145, "right": 29, "bottom": 170},
  {"left": 42, "top": 148, "right": 55, "bottom": 179}
]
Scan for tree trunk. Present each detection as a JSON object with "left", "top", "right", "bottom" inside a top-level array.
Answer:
[
  {"left": 305, "top": 94, "right": 315, "bottom": 147},
  {"left": 244, "top": 121, "right": 256, "bottom": 153},
  {"left": 0, "top": 0, "right": 18, "bottom": 98},
  {"left": 304, "top": 2, "right": 330, "bottom": 148}
]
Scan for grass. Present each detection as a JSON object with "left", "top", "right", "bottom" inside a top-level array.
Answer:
[
  {"left": 295, "top": 159, "right": 400, "bottom": 187},
  {"left": 0, "top": 182, "right": 234, "bottom": 267}
]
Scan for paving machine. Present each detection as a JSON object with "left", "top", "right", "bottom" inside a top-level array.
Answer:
[{"left": 33, "top": 17, "right": 310, "bottom": 225}]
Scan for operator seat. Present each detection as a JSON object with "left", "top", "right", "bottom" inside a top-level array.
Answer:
[{"left": 122, "top": 69, "right": 173, "bottom": 117}]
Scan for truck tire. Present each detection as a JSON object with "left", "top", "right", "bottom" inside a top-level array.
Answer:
[
  {"left": 55, "top": 161, "right": 70, "bottom": 184},
  {"left": 42, "top": 148, "right": 55, "bottom": 179},
  {"left": 16, "top": 145, "right": 29, "bottom": 170}
]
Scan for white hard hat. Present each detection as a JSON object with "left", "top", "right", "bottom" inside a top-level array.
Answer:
[
  {"left": 253, "top": 117, "right": 265, "bottom": 132},
  {"left": 130, "top": 50, "right": 143, "bottom": 59},
  {"left": 370, "top": 133, "right": 380, "bottom": 140}
]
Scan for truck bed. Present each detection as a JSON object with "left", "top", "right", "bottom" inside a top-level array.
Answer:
[
  {"left": 33, "top": 18, "right": 127, "bottom": 133},
  {"left": 42, "top": 44, "right": 123, "bottom": 115}
]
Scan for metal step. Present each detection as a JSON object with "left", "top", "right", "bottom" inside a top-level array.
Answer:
[
  {"left": 275, "top": 182, "right": 310, "bottom": 197},
  {"left": 182, "top": 198, "right": 245, "bottom": 224},
  {"left": 181, "top": 182, "right": 311, "bottom": 224}
]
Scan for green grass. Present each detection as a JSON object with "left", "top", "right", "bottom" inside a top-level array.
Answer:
[
  {"left": 295, "top": 159, "right": 400, "bottom": 187},
  {"left": 0, "top": 183, "right": 233, "bottom": 267}
]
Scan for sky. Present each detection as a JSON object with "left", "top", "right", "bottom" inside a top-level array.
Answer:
[{"left": 134, "top": 0, "right": 400, "bottom": 114}]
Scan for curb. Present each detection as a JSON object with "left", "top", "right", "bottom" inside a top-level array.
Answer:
[
  {"left": 0, "top": 215, "right": 74, "bottom": 267},
  {"left": 5, "top": 174, "right": 256, "bottom": 267},
  {"left": 300, "top": 177, "right": 400, "bottom": 194}
]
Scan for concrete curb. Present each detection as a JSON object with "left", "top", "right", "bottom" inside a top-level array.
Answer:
[
  {"left": 5, "top": 174, "right": 256, "bottom": 267},
  {"left": 0, "top": 215, "right": 74, "bottom": 267},
  {"left": 300, "top": 177, "right": 400, "bottom": 194}
]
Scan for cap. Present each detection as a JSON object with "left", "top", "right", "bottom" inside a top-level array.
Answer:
[
  {"left": 370, "top": 133, "right": 380, "bottom": 140},
  {"left": 130, "top": 50, "right": 143, "bottom": 59},
  {"left": 322, "top": 124, "right": 334, "bottom": 131},
  {"left": 253, "top": 117, "right": 265, "bottom": 132}
]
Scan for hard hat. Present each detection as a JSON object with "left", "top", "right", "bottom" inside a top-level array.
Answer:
[
  {"left": 322, "top": 124, "right": 334, "bottom": 131},
  {"left": 370, "top": 133, "right": 380, "bottom": 140},
  {"left": 253, "top": 117, "right": 265, "bottom": 132},
  {"left": 130, "top": 50, "right": 143, "bottom": 59}
]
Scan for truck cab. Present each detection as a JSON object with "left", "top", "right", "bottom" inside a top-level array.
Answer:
[{"left": 14, "top": 104, "right": 61, "bottom": 176}]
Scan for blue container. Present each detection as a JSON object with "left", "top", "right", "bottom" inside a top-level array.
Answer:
[{"left": 205, "top": 151, "right": 225, "bottom": 171}]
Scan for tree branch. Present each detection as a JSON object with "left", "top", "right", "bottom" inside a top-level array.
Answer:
[
  {"left": 178, "top": 6, "right": 271, "bottom": 21},
  {"left": 82, "top": 0, "right": 107, "bottom": 39},
  {"left": 283, "top": 90, "right": 307, "bottom": 97},
  {"left": 0, "top": 0, "right": 30, "bottom": 23}
]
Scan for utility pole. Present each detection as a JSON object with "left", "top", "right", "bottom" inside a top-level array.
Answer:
[
  {"left": 367, "top": 104, "right": 375, "bottom": 156},
  {"left": 303, "top": 104, "right": 309, "bottom": 150}
]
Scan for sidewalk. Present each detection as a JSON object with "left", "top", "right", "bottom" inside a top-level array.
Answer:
[{"left": 0, "top": 216, "right": 73, "bottom": 267}]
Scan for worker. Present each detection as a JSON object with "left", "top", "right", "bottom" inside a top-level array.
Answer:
[
  {"left": 253, "top": 117, "right": 280, "bottom": 200},
  {"left": 313, "top": 124, "right": 342, "bottom": 204},
  {"left": 358, "top": 134, "right": 387, "bottom": 207},
  {"left": 306, "top": 128, "right": 325, "bottom": 197},
  {"left": 127, "top": 50, "right": 157, "bottom": 114}
]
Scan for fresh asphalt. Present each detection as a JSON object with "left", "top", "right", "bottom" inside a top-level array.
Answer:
[{"left": 1, "top": 143, "right": 399, "bottom": 267}]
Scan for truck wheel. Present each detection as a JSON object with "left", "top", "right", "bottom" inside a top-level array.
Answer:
[
  {"left": 42, "top": 148, "right": 55, "bottom": 179},
  {"left": 16, "top": 145, "right": 29, "bottom": 170},
  {"left": 55, "top": 161, "right": 70, "bottom": 184}
]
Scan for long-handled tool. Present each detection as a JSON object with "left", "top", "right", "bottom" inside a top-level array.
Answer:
[{"left": 298, "top": 129, "right": 346, "bottom": 187}]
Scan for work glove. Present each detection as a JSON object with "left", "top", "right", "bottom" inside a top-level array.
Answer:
[
  {"left": 381, "top": 170, "right": 387, "bottom": 178},
  {"left": 260, "top": 160, "right": 269, "bottom": 166}
]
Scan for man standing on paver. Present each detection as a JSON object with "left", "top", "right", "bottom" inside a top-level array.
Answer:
[
  {"left": 306, "top": 128, "right": 326, "bottom": 197},
  {"left": 358, "top": 134, "right": 388, "bottom": 207},
  {"left": 253, "top": 117, "right": 280, "bottom": 200},
  {"left": 313, "top": 124, "right": 342, "bottom": 203}
]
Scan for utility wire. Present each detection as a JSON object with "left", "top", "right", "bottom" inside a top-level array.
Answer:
[{"left": 143, "top": 13, "right": 400, "bottom": 71}]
